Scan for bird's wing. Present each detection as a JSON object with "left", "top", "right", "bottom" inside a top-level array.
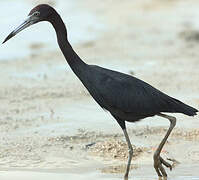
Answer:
[{"left": 90, "top": 66, "right": 172, "bottom": 116}]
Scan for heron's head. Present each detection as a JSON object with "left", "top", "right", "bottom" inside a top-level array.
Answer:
[{"left": 3, "top": 4, "right": 55, "bottom": 44}]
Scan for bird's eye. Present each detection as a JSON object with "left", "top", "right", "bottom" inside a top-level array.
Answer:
[{"left": 33, "top": 11, "right": 40, "bottom": 16}]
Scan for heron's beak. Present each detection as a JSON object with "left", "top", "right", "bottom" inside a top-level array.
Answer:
[{"left": 3, "top": 14, "right": 38, "bottom": 44}]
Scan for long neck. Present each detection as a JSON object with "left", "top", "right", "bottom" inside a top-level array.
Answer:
[{"left": 49, "top": 11, "right": 87, "bottom": 76}]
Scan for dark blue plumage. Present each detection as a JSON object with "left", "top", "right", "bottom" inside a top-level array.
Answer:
[
  {"left": 79, "top": 65, "right": 197, "bottom": 122},
  {"left": 3, "top": 4, "right": 198, "bottom": 180}
]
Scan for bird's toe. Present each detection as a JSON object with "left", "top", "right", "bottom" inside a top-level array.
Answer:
[
  {"left": 154, "top": 155, "right": 169, "bottom": 178},
  {"left": 160, "top": 156, "right": 172, "bottom": 171}
]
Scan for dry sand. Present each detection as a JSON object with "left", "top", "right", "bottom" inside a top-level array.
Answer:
[{"left": 0, "top": 0, "right": 199, "bottom": 179}]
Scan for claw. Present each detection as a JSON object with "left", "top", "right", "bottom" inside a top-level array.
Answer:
[
  {"left": 160, "top": 157, "right": 172, "bottom": 171},
  {"left": 167, "top": 158, "right": 180, "bottom": 169},
  {"left": 154, "top": 156, "right": 173, "bottom": 178}
]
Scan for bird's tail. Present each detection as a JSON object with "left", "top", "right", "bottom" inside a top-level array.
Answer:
[{"left": 170, "top": 97, "right": 198, "bottom": 116}]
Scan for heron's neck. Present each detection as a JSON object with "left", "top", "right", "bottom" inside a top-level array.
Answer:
[{"left": 49, "top": 12, "right": 87, "bottom": 76}]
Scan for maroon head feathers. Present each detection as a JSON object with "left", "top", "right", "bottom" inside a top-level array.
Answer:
[
  {"left": 29, "top": 4, "right": 51, "bottom": 15},
  {"left": 28, "top": 4, "right": 56, "bottom": 21}
]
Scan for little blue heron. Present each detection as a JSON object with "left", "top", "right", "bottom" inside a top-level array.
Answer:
[{"left": 3, "top": 4, "right": 198, "bottom": 180}]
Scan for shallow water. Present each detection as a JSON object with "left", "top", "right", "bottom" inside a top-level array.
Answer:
[
  {"left": 0, "top": 1, "right": 198, "bottom": 178},
  {"left": 0, "top": 170, "right": 198, "bottom": 180}
]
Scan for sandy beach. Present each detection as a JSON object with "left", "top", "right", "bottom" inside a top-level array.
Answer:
[{"left": 0, "top": 0, "right": 199, "bottom": 179}]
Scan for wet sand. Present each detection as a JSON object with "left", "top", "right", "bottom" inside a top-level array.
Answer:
[{"left": 0, "top": 0, "right": 199, "bottom": 179}]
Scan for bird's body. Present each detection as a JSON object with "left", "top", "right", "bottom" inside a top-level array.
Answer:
[
  {"left": 69, "top": 62, "right": 197, "bottom": 125},
  {"left": 3, "top": 4, "right": 198, "bottom": 180}
]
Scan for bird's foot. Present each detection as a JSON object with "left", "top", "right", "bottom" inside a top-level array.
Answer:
[
  {"left": 124, "top": 174, "right": 129, "bottom": 180},
  {"left": 158, "top": 177, "right": 168, "bottom": 180},
  {"left": 160, "top": 156, "right": 173, "bottom": 170},
  {"left": 124, "top": 172, "right": 129, "bottom": 180},
  {"left": 154, "top": 155, "right": 172, "bottom": 179}
]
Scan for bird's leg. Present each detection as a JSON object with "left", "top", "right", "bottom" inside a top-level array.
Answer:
[
  {"left": 122, "top": 128, "right": 133, "bottom": 180},
  {"left": 153, "top": 113, "right": 176, "bottom": 178}
]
